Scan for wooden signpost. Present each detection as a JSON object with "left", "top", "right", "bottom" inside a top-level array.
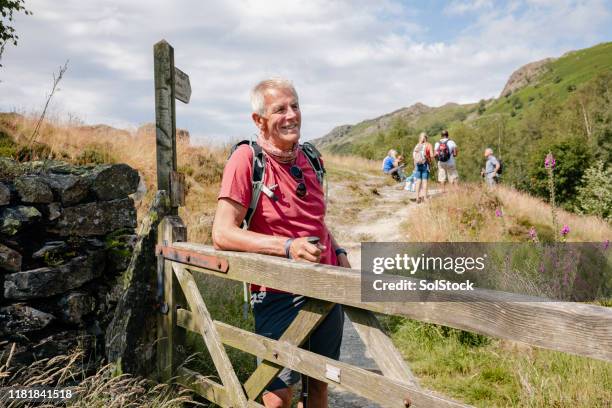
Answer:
[{"left": 154, "top": 39, "right": 190, "bottom": 212}]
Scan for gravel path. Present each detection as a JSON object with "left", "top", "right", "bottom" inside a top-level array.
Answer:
[{"left": 324, "top": 178, "right": 426, "bottom": 407}]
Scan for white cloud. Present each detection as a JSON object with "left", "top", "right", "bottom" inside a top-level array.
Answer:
[
  {"left": 0, "top": 0, "right": 610, "bottom": 144},
  {"left": 444, "top": 0, "right": 494, "bottom": 15}
]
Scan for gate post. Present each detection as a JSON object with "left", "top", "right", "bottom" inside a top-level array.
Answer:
[
  {"left": 156, "top": 215, "right": 187, "bottom": 381},
  {"left": 153, "top": 40, "right": 177, "bottom": 200}
]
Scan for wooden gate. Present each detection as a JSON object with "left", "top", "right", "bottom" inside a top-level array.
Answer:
[{"left": 154, "top": 216, "right": 612, "bottom": 408}]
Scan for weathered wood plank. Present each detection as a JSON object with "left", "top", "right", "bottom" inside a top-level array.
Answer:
[
  {"left": 156, "top": 216, "right": 187, "bottom": 382},
  {"left": 178, "top": 299, "right": 334, "bottom": 400},
  {"left": 176, "top": 367, "right": 265, "bottom": 408},
  {"left": 173, "top": 263, "right": 248, "bottom": 407},
  {"left": 345, "top": 306, "right": 419, "bottom": 387},
  {"left": 176, "top": 367, "right": 231, "bottom": 407},
  {"left": 171, "top": 242, "right": 612, "bottom": 362},
  {"left": 154, "top": 40, "right": 177, "bottom": 198},
  {"left": 232, "top": 299, "right": 332, "bottom": 400},
  {"left": 210, "top": 318, "right": 470, "bottom": 408},
  {"left": 170, "top": 171, "right": 185, "bottom": 207}
]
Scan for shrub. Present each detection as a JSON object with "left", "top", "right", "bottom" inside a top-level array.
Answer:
[
  {"left": 0, "top": 130, "right": 18, "bottom": 157},
  {"left": 75, "top": 145, "right": 117, "bottom": 165},
  {"left": 527, "top": 137, "right": 591, "bottom": 208},
  {"left": 575, "top": 161, "right": 612, "bottom": 221}
]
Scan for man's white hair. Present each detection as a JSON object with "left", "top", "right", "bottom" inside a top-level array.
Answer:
[
  {"left": 250, "top": 78, "right": 299, "bottom": 116},
  {"left": 485, "top": 147, "right": 494, "bottom": 155}
]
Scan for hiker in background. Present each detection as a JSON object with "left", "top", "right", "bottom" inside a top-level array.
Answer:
[
  {"left": 413, "top": 132, "right": 433, "bottom": 203},
  {"left": 395, "top": 154, "right": 407, "bottom": 181},
  {"left": 382, "top": 149, "right": 404, "bottom": 182},
  {"left": 481, "top": 147, "right": 500, "bottom": 187},
  {"left": 212, "top": 78, "right": 347, "bottom": 408},
  {"left": 434, "top": 130, "right": 459, "bottom": 191}
]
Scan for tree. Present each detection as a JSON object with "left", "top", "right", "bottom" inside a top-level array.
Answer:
[
  {"left": 575, "top": 161, "right": 612, "bottom": 222},
  {"left": 1, "top": 0, "right": 32, "bottom": 67}
]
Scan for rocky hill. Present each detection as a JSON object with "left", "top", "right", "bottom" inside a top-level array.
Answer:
[{"left": 499, "top": 57, "right": 554, "bottom": 97}]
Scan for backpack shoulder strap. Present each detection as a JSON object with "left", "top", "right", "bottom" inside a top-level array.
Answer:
[
  {"left": 301, "top": 142, "right": 325, "bottom": 185},
  {"left": 228, "top": 140, "right": 266, "bottom": 228}
]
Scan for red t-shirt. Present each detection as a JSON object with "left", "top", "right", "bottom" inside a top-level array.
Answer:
[{"left": 218, "top": 144, "right": 337, "bottom": 292}]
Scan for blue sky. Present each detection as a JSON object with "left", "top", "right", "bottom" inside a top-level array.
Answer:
[{"left": 1, "top": 0, "right": 611, "bottom": 144}]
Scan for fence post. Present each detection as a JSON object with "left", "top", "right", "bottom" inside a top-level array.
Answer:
[{"left": 157, "top": 215, "right": 187, "bottom": 382}]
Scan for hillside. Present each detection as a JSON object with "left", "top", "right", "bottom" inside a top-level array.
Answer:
[
  {"left": 313, "top": 42, "right": 611, "bottom": 153},
  {"left": 312, "top": 42, "right": 612, "bottom": 216}
]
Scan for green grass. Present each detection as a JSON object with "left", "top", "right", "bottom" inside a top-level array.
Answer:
[
  {"left": 387, "top": 318, "right": 612, "bottom": 407},
  {"left": 485, "top": 42, "right": 612, "bottom": 117},
  {"left": 185, "top": 273, "right": 256, "bottom": 385}
]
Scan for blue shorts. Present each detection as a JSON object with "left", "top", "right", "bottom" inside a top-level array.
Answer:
[
  {"left": 414, "top": 163, "right": 430, "bottom": 180},
  {"left": 251, "top": 292, "right": 344, "bottom": 392}
]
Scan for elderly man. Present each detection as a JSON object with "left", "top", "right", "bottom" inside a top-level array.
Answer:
[
  {"left": 212, "top": 78, "right": 349, "bottom": 408},
  {"left": 481, "top": 147, "right": 501, "bottom": 187}
]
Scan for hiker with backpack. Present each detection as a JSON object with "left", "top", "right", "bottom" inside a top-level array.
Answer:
[
  {"left": 481, "top": 147, "right": 501, "bottom": 187},
  {"left": 412, "top": 132, "right": 433, "bottom": 203},
  {"left": 212, "top": 78, "right": 348, "bottom": 408},
  {"left": 434, "top": 130, "right": 459, "bottom": 190}
]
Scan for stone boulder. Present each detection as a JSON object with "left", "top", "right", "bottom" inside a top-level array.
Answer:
[
  {"left": 47, "top": 202, "right": 62, "bottom": 221},
  {"left": 0, "top": 182, "right": 11, "bottom": 205},
  {"left": 0, "top": 242, "right": 22, "bottom": 272},
  {"left": 15, "top": 175, "right": 54, "bottom": 203},
  {"left": 90, "top": 164, "right": 140, "bottom": 201},
  {"left": 0, "top": 303, "right": 55, "bottom": 336},
  {"left": 106, "top": 191, "right": 171, "bottom": 376},
  {"left": 4, "top": 250, "right": 105, "bottom": 299},
  {"left": 57, "top": 291, "right": 95, "bottom": 324},
  {"left": 49, "top": 198, "right": 136, "bottom": 236},
  {"left": 45, "top": 173, "right": 90, "bottom": 206},
  {"left": 0, "top": 205, "right": 42, "bottom": 235}
]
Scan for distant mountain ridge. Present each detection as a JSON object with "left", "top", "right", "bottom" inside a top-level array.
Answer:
[{"left": 312, "top": 42, "right": 611, "bottom": 154}]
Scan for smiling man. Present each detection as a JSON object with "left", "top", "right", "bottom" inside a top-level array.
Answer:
[{"left": 212, "top": 78, "right": 349, "bottom": 408}]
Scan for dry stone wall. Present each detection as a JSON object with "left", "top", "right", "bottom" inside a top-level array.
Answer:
[{"left": 0, "top": 158, "right": 140, "bottom": 371}]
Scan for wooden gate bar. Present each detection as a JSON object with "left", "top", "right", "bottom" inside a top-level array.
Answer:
[
  {"left": 156, "top": 244, "right": 229, "bottom": 273},
  {"left": 176, "top": 367, "right": 232, "bottom": 407},
  {"left": 176, "top": 309, "right": 471, "bottom": 408},
  {"left": 172, "top": 242, "right": 612, "bottom": 362},
  {"left": 173, "top": 263, "right": 249, "bottom": 407},
  {"left": 345, "top": 307, "right": 420, "bottom": 387},
  {"left": 176, "top": 367, "right": 265, "bottom": 408},
  {"left": 242, "top": 299, "right": 335, "bottom": 400}
]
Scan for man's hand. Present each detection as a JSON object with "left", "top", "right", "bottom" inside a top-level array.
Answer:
[
  {"left": 289, "top": 237, "right": 325, "bottom": 263},
  {"left": 337, "top": 253, "right": 351, "bottom": 268}
]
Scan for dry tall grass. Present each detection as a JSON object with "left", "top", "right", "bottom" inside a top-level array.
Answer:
[
  {"left": 323, "top": 153, "right": 382, "bottom": 175},
  {"left": 0, "top": 343, "right": 200, "bottom": 408},
  {"left": 402, "top": 183, "right": 612, "bottom": 242},
  {"left": 0, "top": 112, "right": 226, "bottom": 243}
]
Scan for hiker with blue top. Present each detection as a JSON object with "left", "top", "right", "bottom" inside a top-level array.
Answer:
[{"left": 382, "top": 149, "right": 405, "bottom": 182}]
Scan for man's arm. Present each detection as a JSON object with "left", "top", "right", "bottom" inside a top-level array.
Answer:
[{"left": 212, "top": 198, "right": 322, "bottom": 262}]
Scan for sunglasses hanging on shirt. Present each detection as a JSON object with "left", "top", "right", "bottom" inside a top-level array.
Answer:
[{"left": 290, "top": 165, "right": 307, "bottom": 198}]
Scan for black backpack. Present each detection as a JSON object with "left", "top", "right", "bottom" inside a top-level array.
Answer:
[
  {"left": 228, "top": 140, "right": 326, "bottom": 228},
  {"left": 497, "top": 159, "right": 504, "bottom": 175}
]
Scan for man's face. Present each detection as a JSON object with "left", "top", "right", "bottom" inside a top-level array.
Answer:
[{"left": 257, "top": 87, "right": 301, "bottom": 149}]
